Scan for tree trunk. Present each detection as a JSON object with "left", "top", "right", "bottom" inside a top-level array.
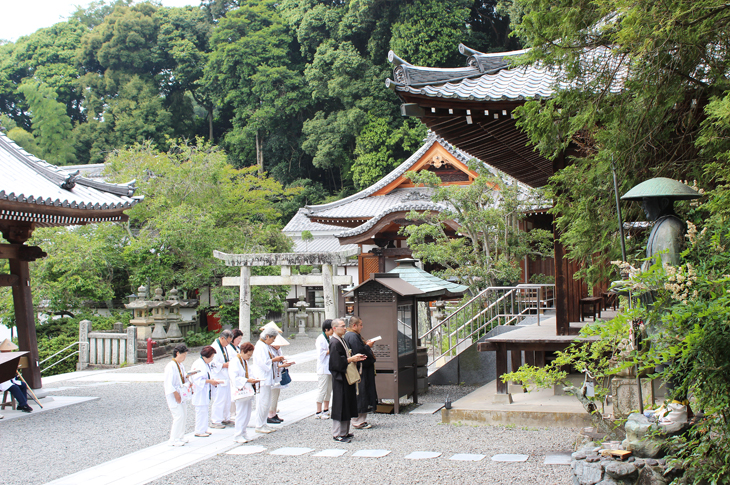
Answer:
[
  {"left": 208, "top": 108, "right": 214, "bottom": 142},
  {"left": 256, "top": 130, "right": 263, "bottom": 174}
]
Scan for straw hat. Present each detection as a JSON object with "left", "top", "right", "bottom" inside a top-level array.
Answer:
[
  {"left": 259, "top": 321, "right": 283, "bottom": 333},
  {"left": 272, "top": 334, "right": 290, "bottom": 347},
  {"left": 0, "top": 339, "right": 19, "bottom": 351}
]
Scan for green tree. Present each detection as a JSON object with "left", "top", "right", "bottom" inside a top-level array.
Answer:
[
  {"left": 105, "top": 139, "right": 299, "bottom": 291},
  {"left": 17, "top": 80, "right": 76, "bottom": 164},
  {"left": 29, "top": 224, "right": 125, "bottom": 312},
  {"left": 205, "top": 0, "right": 308, "bottom": 173},
  {"left": 351, "top": 113, "right": 425, "bottom": 189},
  {"left": 389, "top": 0, "right": 474, "bottom": 66},
  {"left": 403, "top": 161, "right": 552, "bottom": 289}
]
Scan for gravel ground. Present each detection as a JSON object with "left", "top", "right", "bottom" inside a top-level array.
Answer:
[
  {"left": 1, "top": 333, "right": 576, "bottom": 485},
  {"left": 149, "top": 408, "right": 575, "bottom": 485},
  {"left": 0, "top": 380, "right": 575, "bottom": 485}
]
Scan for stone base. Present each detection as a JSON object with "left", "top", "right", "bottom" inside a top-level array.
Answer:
[
  {"left": 571, "top": 446, "right": 671, "bottom": 485},
  {"left": 612, "top": 378, "right": 654, "bottom": 418},
  {"left": 492, "top": 393, "right": 513, "bottom": 404},
  {"left": 136, "top": 339, "right": 169, "bottom": 362}
]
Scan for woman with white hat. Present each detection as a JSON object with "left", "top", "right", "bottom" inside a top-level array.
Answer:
[
  {"left": 252, "top": 326, "right": 282, "bottom": 433},
  {"left": 267, "top": 332, "right": 294, "bottom": 425}
]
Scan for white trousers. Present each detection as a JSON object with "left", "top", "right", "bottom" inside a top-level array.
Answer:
[
  {"left": 255, "top": 385, "right": 272, "bottom": 428},
  {"left": 233, "top": 398, "right": 253, "bottom": 440},
  {"left": 166, "top": 395, "right": 187, "bottom": 443},
  {"left": 269, "top": 387, "right": 281, "bottom": 414},
  {"left": 211, "top": 383, "right": 231, "bottom": 424},
  {"left": 194, "top": 404, "right": 210, "bottom": 435}
]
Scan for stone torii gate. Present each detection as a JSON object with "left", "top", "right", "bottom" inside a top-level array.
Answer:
[{"left": 213, "top": 249, "right": 357, "bottom": 341}]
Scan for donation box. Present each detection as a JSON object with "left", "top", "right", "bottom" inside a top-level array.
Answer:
[{"left": 351, "top": 273, "right": 423, "bottom": 413}]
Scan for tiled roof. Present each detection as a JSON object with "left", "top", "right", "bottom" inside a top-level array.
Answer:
[
  {"left": 387, "top": 44, "right": 624, "bottom": 101},
  {"left": 290, "top": 236, "right": 359, "bottom": 254},
  {"left": 388, "top": 258, "right": 469, "bottom": 298},
  {"left": 0, "top": 133, "right": 142, "bottom": 226},
  {"left": 282, "top": 209, "right": 350, "bottom": 234},
  {"left": 59, "top": 163, "right": 107, "bottom": 180},
  {"left": 302, "top": 131, "right": 477, "bottom": 217},
  {"left": 335, "top": 201, "right": 447, "bottom": 238},
  {"left": 313, "top": 187, "right": 437, "bottom": 219}
]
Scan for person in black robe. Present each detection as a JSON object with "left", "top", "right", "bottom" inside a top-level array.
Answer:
[
  {"left": 329, "top": 317, "right": 366, "bottom": 443},
  {"left": 343, "top": 315, "right": 377, "bottom": 429}
]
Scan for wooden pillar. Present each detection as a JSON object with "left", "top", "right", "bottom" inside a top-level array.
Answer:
[
  {"left": 553, "top": 153, "right": 570, "bottom": 336},
  {"left": 322, "top": 263, "right": 337, "bottom": 320},
  {"left": 239, "top": 266, "right": 251, "bottom": 342},
  {"left": 510, "top": 349, "right": 522, "bottom": 378},
  {"left": 554, "top": 236, "right": 570, "bottom": 336},
  {"left": 10, "top": 258, "right": 42, "bottom": 388},
  {"left": 495, "top": 342, "right": 508, "bottom": 394}
]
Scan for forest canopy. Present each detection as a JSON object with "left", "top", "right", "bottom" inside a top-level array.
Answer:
[{"left": 0, "top": 0, "right": 516, "bottom": 202}]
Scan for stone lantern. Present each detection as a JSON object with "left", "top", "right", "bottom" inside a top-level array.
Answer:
[
  {"left": 164, "top": 288, "right": 183, "bottom": 341},
  {"left": 125, "top": 285, "right": 157, "bottom": 340},
  {"left": 294, "top": 295, "right": 309, "bottom": 337},
  {"left": 150, "top": 288, "right": 169, "bottom": 341}
]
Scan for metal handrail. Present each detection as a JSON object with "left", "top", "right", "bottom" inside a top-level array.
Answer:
[
  {"left": 421, "top": 284, "right": 555, "bottom": 372},
  {"left": 39, "top": 341, "right": 81, "bottom": 373},
  {"left": 38, "top": 341, "right": 81, "bottom": 366},
  {"left": 41, "top": 351, "right": 80, "bottom": 373}
]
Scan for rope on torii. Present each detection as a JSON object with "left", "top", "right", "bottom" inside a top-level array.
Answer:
[{"left": 213, "top": 249, "right": 358, "bottom": 342}]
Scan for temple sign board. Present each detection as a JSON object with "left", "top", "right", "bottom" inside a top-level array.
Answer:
[{"left": 214, "top": 249, "right": 357, "bottom": 341}]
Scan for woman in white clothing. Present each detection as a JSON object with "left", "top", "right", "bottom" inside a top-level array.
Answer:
[
  {"left": 163, "top": 344, "right": 191, "bottom": 446},
  {"left": 228, "top": 341, "right": 259, "bottom": 443},
  {"left": 268, "top": 334, "right": 294, "bottom": 425},
  {"left": 252, "top": 328, "right": 283, "bottom": 433},
  {"left": 190, "top": 346, "right": 224, "bottom": 437}
]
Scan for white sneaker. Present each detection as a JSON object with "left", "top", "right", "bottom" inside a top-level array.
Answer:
[
  {"left": 234, "top": 437, "right": 250, "bottom": 443},
  {"left": 264, "top": 424, "right": 277, "bottom": 432},
  {"left": 255, "top": 427, "right": 273, "bottom": 434},
  {"left": 321, "top": 411, "right": 330, "bottom": 420},
  {"left": 170, "top": 440, "right": 186, "bottom": 447}
]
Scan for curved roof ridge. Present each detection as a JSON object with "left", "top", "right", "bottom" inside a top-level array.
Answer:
[
  {"left": 304, "top": 131, "right": 480, "bottom": 216},
  {"left": 0, "top": 133, "right": 140, "bottom": 197},
  {"left": 334, "top": 200, "right": 448, "bottom": 239}
]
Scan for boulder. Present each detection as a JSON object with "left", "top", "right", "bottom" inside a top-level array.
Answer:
[{"left": 623, "top": 413, "right": 664, "bottom": 458}]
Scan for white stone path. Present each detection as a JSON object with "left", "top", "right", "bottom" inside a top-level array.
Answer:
[{"left": 44, "top": 389, "right": 319, "bottom": 485}]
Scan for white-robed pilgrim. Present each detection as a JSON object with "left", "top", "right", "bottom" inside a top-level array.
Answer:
[
  {"left": 163, "top": 358, "right": 188, "bottom": 445},
  {"left": 210, "top": 337, "right": 232, "bottom": 425},
  {"left": 190, "top": 357, "right": 213, "bottom": 407},
  {"left": 228, "top": 352, "right": 254, "bottom": 441}
]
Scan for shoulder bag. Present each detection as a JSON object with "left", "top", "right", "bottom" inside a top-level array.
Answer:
[
  {"left": 280, "top": 367, "right": 292, "bottom": 386},
  {"left": 232, "top": 355, "right": 255, "bottom": 402},
  {"left": 335, "top": 336, "right": 361, "bottom": 386}
]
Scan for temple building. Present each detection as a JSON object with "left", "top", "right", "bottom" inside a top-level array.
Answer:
[{"left": 0, "top": 133, "right": 142, "bottom": 388}]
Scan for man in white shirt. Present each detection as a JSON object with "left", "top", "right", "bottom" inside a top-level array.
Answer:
[
  {"left": 252, "top": 328, "right": 284, "bottom": 433},
  {"left": 315, "top": 319, "right": 334, "bottom": 419},
  {"left": 209, "top": 330, "right": 233, "bottom": 428}
]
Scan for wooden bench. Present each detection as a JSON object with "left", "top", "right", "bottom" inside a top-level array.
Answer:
[
  {"left": 601, "top": 291, "right": 618, "bottom": 311},
  {"left": 1, "top": 391, "right": 17, "bottom": 410},
  {"left": 579, "top": 296, "right": 603, "bottom": 321}
]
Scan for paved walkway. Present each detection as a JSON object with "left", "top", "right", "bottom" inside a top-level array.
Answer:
[{"left": 45, "top": 389, "right": 319, "bottom": 485}]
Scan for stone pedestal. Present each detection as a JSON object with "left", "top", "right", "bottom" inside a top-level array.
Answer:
[
  {"left": 612, "top": 378, "right": 654, "bottom": 418},
  {"left": 493, "top": 393, "right": 513, "bottom": 404}
]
